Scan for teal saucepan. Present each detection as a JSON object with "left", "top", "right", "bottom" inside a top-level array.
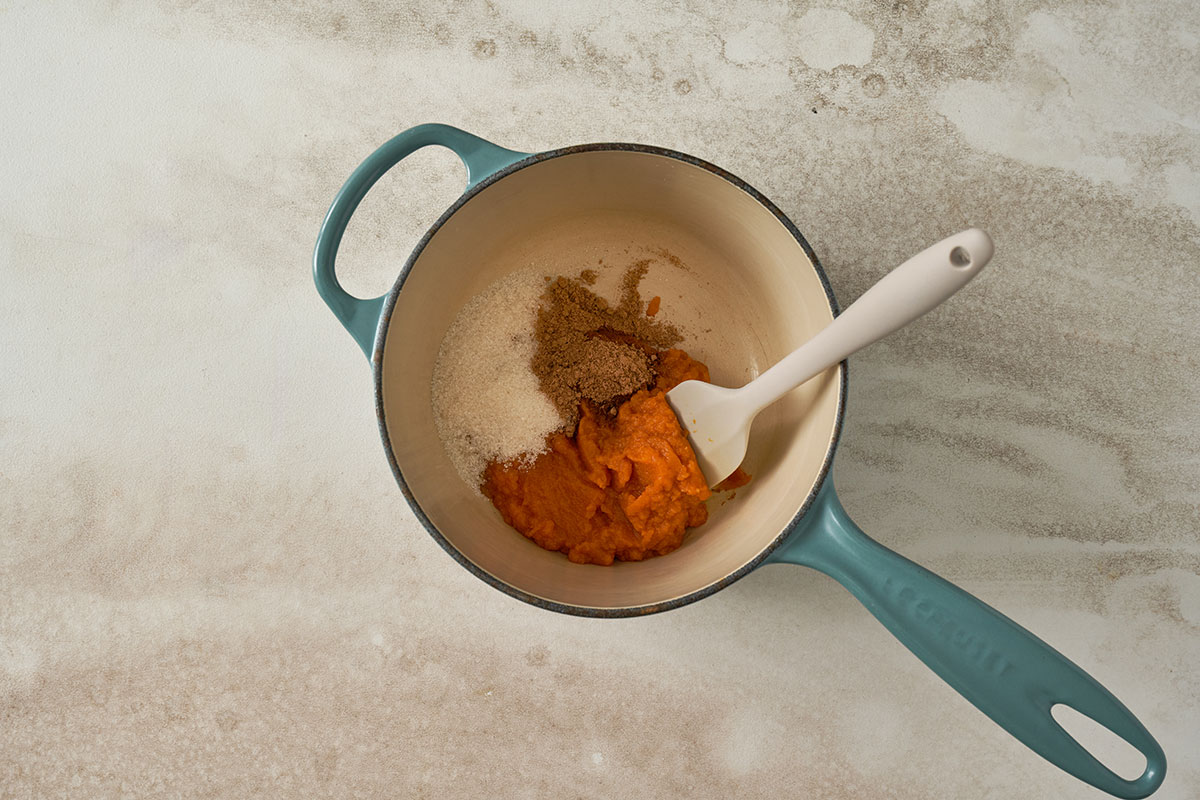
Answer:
[{"left": 313, "top": 124, "right": 1165, "bottom": 798}]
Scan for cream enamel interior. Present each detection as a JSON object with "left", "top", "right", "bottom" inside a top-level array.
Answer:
[{"left": 381, "top": 149, "right": 842, "bottom": 611}]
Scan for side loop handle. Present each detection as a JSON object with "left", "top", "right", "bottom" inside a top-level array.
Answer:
[
  {"left": 312, "top": 123, "right": 530, "bottom": 359},
  {"left": 770, "top": 479, "right": 1166, "bottom": 798}
]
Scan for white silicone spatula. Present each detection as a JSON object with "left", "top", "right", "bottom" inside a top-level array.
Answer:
[{"left": 668, "top": 228, "right": 995, "bottom": 486}]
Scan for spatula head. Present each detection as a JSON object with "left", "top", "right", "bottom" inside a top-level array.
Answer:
[{"left": 666, "top": 380, "right": 753, "bottom": 487}]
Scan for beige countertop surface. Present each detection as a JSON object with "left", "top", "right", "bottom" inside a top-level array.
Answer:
[{"left": 2, "top": 2, "right": 1198, "bottom": 798}]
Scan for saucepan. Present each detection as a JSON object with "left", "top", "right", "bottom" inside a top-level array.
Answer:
[{"left": 313, "top": 124, "right": 1165, "bottom": 798}]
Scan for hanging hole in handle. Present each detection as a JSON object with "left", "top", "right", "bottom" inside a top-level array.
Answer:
[
  {"left": 1050, "top": 703, "right": 1148, "bottom": 781},
  {"left": 333, "top": 146, "right": 466, "bottom": 298},
  {"left": 949, "top": 246, "right": 972, "bottom": 268}
]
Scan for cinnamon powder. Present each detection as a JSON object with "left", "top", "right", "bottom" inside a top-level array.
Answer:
[{"left": 533, "top": 264, "right": 681, "bottom": 429}]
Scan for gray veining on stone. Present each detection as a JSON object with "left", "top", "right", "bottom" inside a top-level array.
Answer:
[{"left": 2, "top": 1, "right": 1197, "bottom": 797}]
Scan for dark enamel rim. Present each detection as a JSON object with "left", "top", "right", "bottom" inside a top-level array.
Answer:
[{"left": 372, "top": 142, "right": 847, "bottom": 617}]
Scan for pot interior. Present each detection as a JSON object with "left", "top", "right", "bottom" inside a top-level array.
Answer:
[{"left": 380, "top": 147, "right": 842, "bottom": 613}]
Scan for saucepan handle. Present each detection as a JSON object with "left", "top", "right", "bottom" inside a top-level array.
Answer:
[
  {"left": 312, "top": 123, "right": 530, "bottom": 359},
  {"left": 769, "top": 479, "right": 1166, "bottom": 798}
]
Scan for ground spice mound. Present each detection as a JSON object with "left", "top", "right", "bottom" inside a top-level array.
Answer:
[{"left": 533, "top": 264, "right": 681, "bottom": 428}]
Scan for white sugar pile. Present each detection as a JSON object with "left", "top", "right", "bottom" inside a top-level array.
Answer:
[{"left": 431, "top": 269, "right": 563, "bottom": 490}]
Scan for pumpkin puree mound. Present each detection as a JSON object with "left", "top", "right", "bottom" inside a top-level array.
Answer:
[{"left": 482, "top": 348, "right": 718, "bottom": 565}]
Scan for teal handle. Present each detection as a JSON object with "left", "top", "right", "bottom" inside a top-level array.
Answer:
[
  {"left": 770, "top": 479, "right": 1166, "bottom": 798},
  {"left": 313, "top": 123, "right": 530, "bottom": 359}
]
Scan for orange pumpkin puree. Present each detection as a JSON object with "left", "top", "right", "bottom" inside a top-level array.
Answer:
[{"left": 483, "top": 347, "right": 749, "bottom": 565}]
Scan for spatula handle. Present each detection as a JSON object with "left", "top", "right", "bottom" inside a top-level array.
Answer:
[{"left": 742, "top": 229, "right": 993, "bottom": 413}]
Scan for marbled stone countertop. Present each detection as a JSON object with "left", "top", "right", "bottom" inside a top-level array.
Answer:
[{"left": 2, "top": 2, "right": 1197, "bottom": 798}]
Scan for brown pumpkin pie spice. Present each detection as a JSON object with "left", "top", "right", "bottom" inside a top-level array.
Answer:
[{"left": 532, "top": 263, "right": 681, "bottom": 429}]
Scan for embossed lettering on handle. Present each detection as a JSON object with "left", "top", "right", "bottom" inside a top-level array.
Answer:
[{"left": 883, "top": 577, "right": 1014, "bottom": 678}]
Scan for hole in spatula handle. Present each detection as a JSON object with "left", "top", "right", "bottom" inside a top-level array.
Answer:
[{"left": 949, "top": 245, "right": 972, "bottom": 268}]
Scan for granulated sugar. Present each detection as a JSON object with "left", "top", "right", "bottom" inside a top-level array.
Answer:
[{"left": 432, "top": 269, "right": 563, "bottom": 489}]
